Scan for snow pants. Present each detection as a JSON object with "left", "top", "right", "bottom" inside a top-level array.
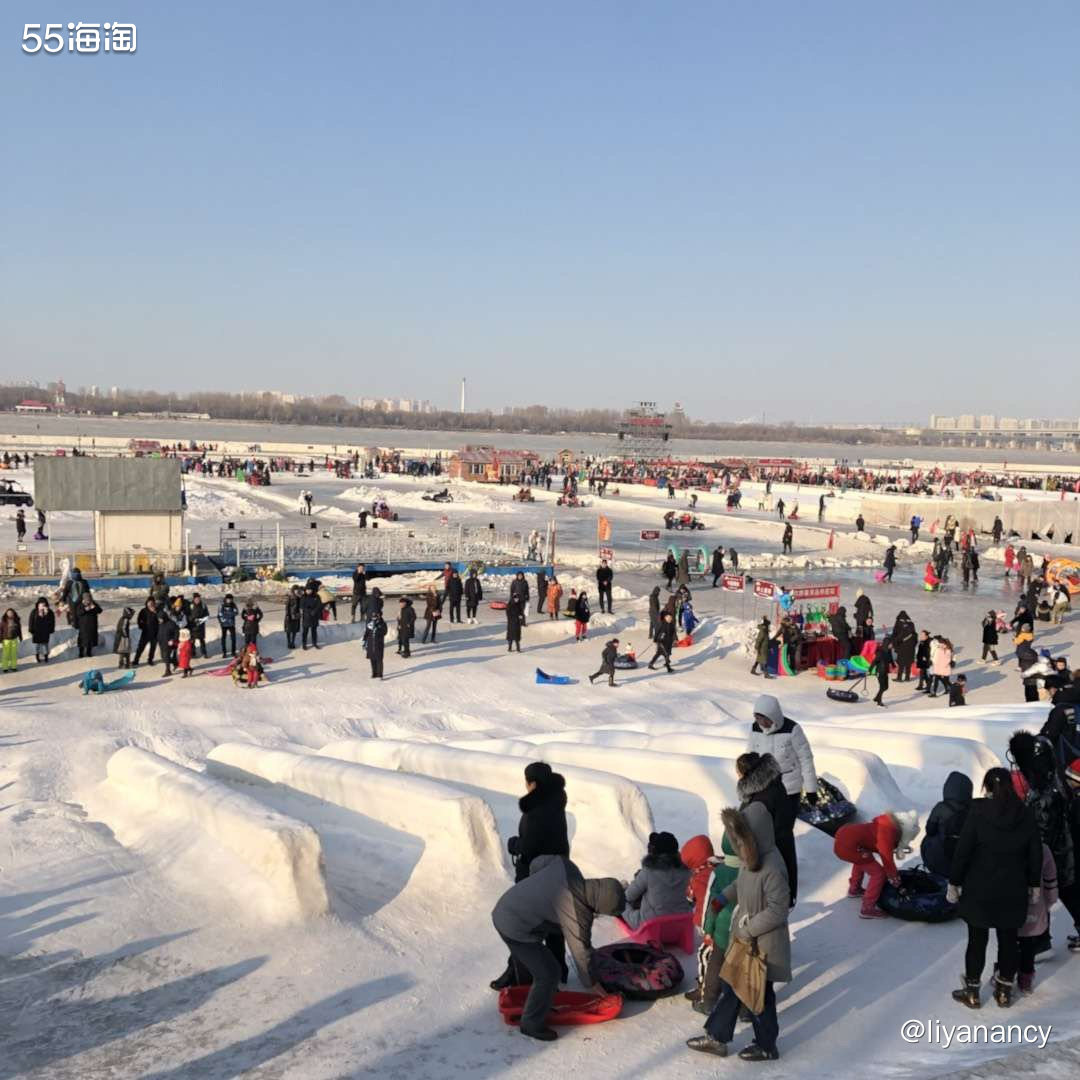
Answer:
[
  {"left": 706, "top": 978, "right": 778, "bottom": 1054},
  {"left": 845, "top": 856, "right": 887, "bottom": 911},
  {"left": 574, "top": 620, "right": 588, "bottom": 640},
  {"left": 1, "top": 639, "right": 17, "bottom": 671}
]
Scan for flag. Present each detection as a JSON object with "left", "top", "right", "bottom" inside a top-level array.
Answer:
[{"left": 597, "top": 515, "right": 612, "bottom": 542}]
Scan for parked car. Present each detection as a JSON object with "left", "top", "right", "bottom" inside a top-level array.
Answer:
[{"left": 0, "top": 481, "right": 33, "bottom": 507}]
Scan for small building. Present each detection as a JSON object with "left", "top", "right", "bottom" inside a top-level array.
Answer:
[
  {"left": 34, "top": 456, "right": 184, "bottom": 571},
  {"left": 447, "top": 446, "right": 540, "bottom": 483},
  {"left": 15, "top": 400, "right": 50, "bottom": 413}
]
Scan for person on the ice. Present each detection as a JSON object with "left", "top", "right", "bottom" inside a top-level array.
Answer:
[
  {"left": 992, "top": 516, "right": 1004, "bottom": 544},
  {"left": 420, "top": 584, "right": 442, "bottom": 644},
  {"left": 676, "top": 550, "right": 691, "bottom": 590},
  {"left": 545, "top": 576, "right": 562, "bottom": 620},
  {"left": 737, "top": 752, "right": 797, "bottom": 905},
  {"left": 728, "top": 547, "right": 738, "bottom": 572},
  {"left": 686, "top": 803, "right": 790, "bottom": 1062},
  {"left": 156, "top": 607, "right": 177, "bottom": 676},
  {"left": 0, "top": 608, "right": 21, "bottom": 673},
  {"left": 395, "top": 597, "right": 415, "bottom": 657},
  {"left": 883, "top": 544, "right": 897, "bottom": 582},
  {"left": 920, "top": 771, "right": 973, "bottom": 878},
  {"left": 491, "top": 762, "right": 571, "bottom": 992},
  {"left": 350, "top": 563, "right": 367, "bottom": 622},
  {"left": 283, "top": 585, "right": 302, "bottom": 650},
  {"left": 133, "top": 599, "right": 158, "bottom": 666},
  {"left": 662, "top": 552, "right": 677, "bottom": 590},
  {"left": 648, "top": 585, "right": 661, "bottom": 641},
  {"left": 573, "top": 590, "right": 591, "bottom": 642},
  {"left": 750, "top": 616, "right": 774, "bottom": 678},
  {"left": 622, "top": 831, "right": 692, "bottom": 928},
  {"left": 234, "top": 643, "right": 265, "bottom": 688},
  {"left": 176, "top": 628, "right": 194, "bottom": 678},
  {"left": 365, "top": 586, "right": 384, "bottom": 619},
  {"left": 710, "top": 545, "right": 725, "bottom": 586},
  {"left": 509, "top": 573, "right": 530, "bottom": 626},
  {"left": 855, "top": 513, "right": 865, "bottom": 533},
  {"left": 929, "top": 636, "right": 954, "bottom": 697},
  {"left": 75, "top": 594, "right": 103, "bottom": 659},
  {"left": 505, "top": 595, "right": 524, "bottom": 653},
  {"left": 833, "top": 809, "right": 919, "bottom": 919},
  {"left": 28, "top": 597, "right": 55, "bottom": 663},
  {"left": 188, "top": 592, "right": 209, "bottom": 658},
  {"left": 15, "top": 509, "right": 26, "bottom": 544},
  {"left": 776, "top": 497, "right": 785, "bottom": 520},
  {"left": 113, "top": 607, "right": 134, "bottom": 669},
  {"left": 491, "top": 855, "right": 625, "bottom": 1043},
  {"left": 588, "top": 637, "right": 619, "bottom": 686},
  {"left": 535, "top": 570, "right": 548, "bottom": 615},
  {"left": 948, "top": 767, "right": 1041, "bottom": 1009},
  {"left": 949, "top": 673, "right": 968, "bottom": 706},
  {"left": 870, "top": 635, "right": 894, "bottom": 707},
  {"left": 446, "top": 570, "right": 464, "bottom": 624},
  {"left": 297, "top": 490, "right": 308, "bottom": 515},
  {"left": 217, "top": 593, "right": 238, "bottom": 657},
  {"left": 464, "top": 569, "right": 483, "bottom": 623},
  {"left": 781, "top": 522, "right": 793, "bottom": 555},
  {"left": 241, "top": 599, "right": 262, "bottom": 645},
  {"left": 648, "top": 611, "right": 676, "bottom": 672},
  {"left": 982, "top": 610, "right": 1000, "bottom": 662},
  {"left": 1018, "top": 841, "right": 1059, "bottom": 995},
  {"left": 818, "top": 493, "right": 826, "bottom": 521},
  {"left": 910, "top": 514, "right": 922, "bottom": 543},
  {"left": 596, "top": 559, "right": 613, "bottom": 614},
  {"left": 1004, "top": 543, "right": 1016, "bottom": 578},
  {"left": 299, "top": 583, "right": 322, "bottom": 649},
  {"left": 366, "top": 609, "right": 387, "bottom": 678}
]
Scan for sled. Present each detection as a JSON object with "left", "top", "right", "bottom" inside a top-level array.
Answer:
[
  {"left": 874, "top": 570, "right": 887, "bottom": 583},
  {"left": 675, "top": 635, "right": 694, "bottom": 648},
  {"left": 489, "top": 600, "right": 508, "bottom": 610},
  {"left": 798, "top": 777, "right": 856, "bottom": 835},
  {"left": 614, "top": 912, "right": 695, "bottom": 954},
  {"left": 535, "top": 668, "right": 571, "bottom": 685},
  {"left": 879, "top": 867, "right": 959, "bottom": 923},
  {"left": 816, "top": 662, "right": 847, "bottom": 681},
  {"left": 498, "top": 987, "right": 623, "bottom": 1027},
  {"left": 592, "top": 942, "right": 684, "bottom": 1000},
  {"left": 614, "top": 654, "right": 638, "bottom": 669},
  {"left": 826, "top": 687, "right": 862, "bottom": 703},
  {"left": 79, "top": 669, "right": 136, "bottom": 694}
]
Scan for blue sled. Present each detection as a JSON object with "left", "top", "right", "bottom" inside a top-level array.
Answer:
[
  {"left": 80, "top": 669, "right": 137, "bottom": 694},
  {"left": 535, "top": 668, "right": 571, "bottom": 685}
]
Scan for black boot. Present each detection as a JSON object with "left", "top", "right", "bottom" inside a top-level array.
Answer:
[
  {"left": 992, "top": 974, "right": 1013, "bottom": 1008},
  {"left": 951, "top": 976, "right": 981, "bottom": 1009}
]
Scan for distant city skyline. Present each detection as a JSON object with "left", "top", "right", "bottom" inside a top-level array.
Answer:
[{"left": 3, "top": 3, "right": 1077, "bottom": 421}]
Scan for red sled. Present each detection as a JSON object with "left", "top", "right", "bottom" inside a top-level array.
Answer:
[
  {"left": 497, "top": 986, "right": 623, "bottom": 1027},
  {"left": 489, "top": 600, "right": 508, "bottom": 610},
  {"left": 675, "top": 635, "right": 694, "bottom": 648}
]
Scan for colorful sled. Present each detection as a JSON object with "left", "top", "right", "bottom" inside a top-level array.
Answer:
[
  {"left": 489, "top": 600, "right": 508, "bottom": 610},
  {"left": 816, "top": 662, "right": 847, "bottom": 681},
  {"left": 498, "top": 987, "right": 623, "bottom": 1027},
  {"left": 535, "top": 668, "right": 571, "bottom": 685},
  {"left": 79, "top": 669, "right": 136, "bottom": 694}
]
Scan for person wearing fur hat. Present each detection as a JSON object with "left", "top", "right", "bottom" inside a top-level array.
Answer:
[
  {"left": 833, "top": 810, "right": 919, "bottom": 919},
  {"left": 948, "top": 767, "right": 1042, "bottom": 1008},
  {"left": 491, "top": 855, "right": 625, "bottom": 1042},
  {"left": 686, "top": 803, "right": 791, "bottom": 1062},
  {"left": 737, "top": 752, "right": 798, "bottom": 905},
  {"left": 623, "top": 831, "right": 692, "bottom": 928}
]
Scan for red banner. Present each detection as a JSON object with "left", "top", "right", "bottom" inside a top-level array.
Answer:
[
  {"left": 754, "top": 580, "right": 776, "bottom": 599},
  {"left": 721, "top": 574, "right": 745, "bottom": 592},
  {"left": 639, "top": 529, "right": 661, "bottom": 540},
  {"left": 788, "top": 584, "right": 840, "bottom": 601}
]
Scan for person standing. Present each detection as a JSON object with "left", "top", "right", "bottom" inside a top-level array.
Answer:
[
  {"left": 648, "top": 586, "right": 662, "bottom": 641},
  {"left": 596, "top": 560, "right": 614, "bottom": 614},
  {"left": 871, "top": 635, "right": 894, "bottom": 707},
  {"left": 241, "top": 599, "right": 262, "bottom": 646},
  {"left": 648, "top": 612, "right": 676, "bottom": 672},
  {"left": 536, "top": 571, "right": 548, "bottom": 617},
  {"left": 396, "top": 597, "right": 415, "bottom": 657},
  {"left": 829, "top": 606, "right": 852, "bottom": 660},
  {"left": 910, "top": 515, "right": 922, "bottom": 543},
  {"left": 188, "top": 592, "right": 210, "bottom": 658},
  {"left": 15, "top": 510, "right": 26, "bottom": 544},
  {"left": 217, "top": 593, "right": 238, "bottom": 658},
  {"left": 284, "top": 585, "right": 302, "bottom": 649},
  {"left": 366, "top": 608, "right": 387, "bottom": 678},
  {"left": 300, "top": 582, "right": 323, "bottom": 649},
  {"left": 891, "top": 611, "right": 916, "bottom": 682},
  {"left": 545, "top": 576, "right": 563, "bottom": 620},
  {"left": 662, "top": 552, "right": 677, "bottom": 590},
  {"left": 464, "top": 569, "right": 483, "bottom": 623},
  {"left": 421, "top": 585, "right": 442, "bottom": 644},
  {"left": 855, "top": 513, "right": 865, "bottom": 533},
  {"left": 930, "top": 636, "right": 954, "bottom": 697},
  {"left": 710, "top": 545, "right": 725, "bottom": 587},
  {"left": 750, "top": 616, "right": 774, "bottom": 678},
  {"left": 573, "top": 591, "right": 591, "bottom": 642},
  {"left": 776, "top": 497, "right": 785, "bottom": 520},
  {"left": 510, "top": 573, "right": 530, "bottom": 626},
  {"left": 992, "top": 516, "right": 1004, "bottom": 544},
  {"left": 28, "top": 597, "right": 55, "bottom": 663},
  {"left": 113, "top": 607, "right": 134, "bottom": 668},
  {"left": 883, "top": 544, "right": 897, "bottom": 582},
  {"left": 982, "top": 611, "right": 1000, "bottom": 662},
  {"left": 156, "top": 607, "right": 177, "bottom": 676},
  {"left": 505, "top": 595, "right": 524, "bottom": 653},
  {"left": 0, "top": 608, "right": 21, "bottom": 673},
  {"left": 948, "top": 767, "right": 1042, "bottom": 1009},
  {"left": 781, "top": 522, "right": 793, "bottom": 555},
  {"left": 350, "top": 563, "right": 367, "bottom": 622},
  {"left": 853, "top": 589, "right": 873, "bottom": 631},
  {"left": 589, "top": 637, "right": 619, "bottom": 686},
  {"left": 134, "top": 599, "right": 159, "bottom": 666},
  {"left": 75, "top": 595, "right": 103, "bottom": 659},
  {"left": 446, "top": 571, "right": 464, "bottom": 624},
  {"left": 736, "top": 752, "right": 798, "bottom": 904}
]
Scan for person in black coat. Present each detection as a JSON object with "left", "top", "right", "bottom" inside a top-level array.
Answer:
[
  {"left": 710, "top": 546, "right": 725, "bottom": 587},
  {"left": 596, "top": 560, "right": 614, "bottom": 614},
  {"left": 188, "top": 592, "right": 210, "bottom": 658},
  {"left": 28, "top": 597, "right": 55, "bottom": 663},
  {"left": 156, "top": 609, "right": 177, "bottom": 676},
  {"left": 883, "top": 545, "right": 897, "bottom": 582},
  {"left": 300, "top": 584, "right": 323, "bottom": 649},
  {"left": 242, "top": 600, "right": 263, "bottom": 645},
  {"left": 589, "top": 637, "right": 619, "bottom": 686},
  {"left": 366, "top": 611, "right": 387, "bottom": 678},
  {"left": 396, "top": 597, "right": 416, "bottom": 657},
  {"left": 133, "top": 599, "right": 159, "bottom": 666},
  {"left": 536, "top": 571, "right": 548, "bottom": 616},
  {"left": 981, "top": 611, "right": 1000, "bottom": 662},
  {"left": 284, "top": 586, "right": 302, "bottom": 649},
  {"left": 648, "top": 586, "right": 662, "bottom": 641},
  {"left": 870, "top": 636, "right": 894, "bottom": 707},
  {"left": 648, "top": 612, "right": 676, "bottom": 673},
  {"left": 737, "top": 751, "right": 799, "bottom": 904},
  {"left": 446, "top": 571, "right": 464, "bottom": 624},
  {"left": 915, "top": 630, "right": 932, "bottom": 692},
  {"left": 948, "top": 767, "right": 1042, "bottom": 1008},
  {"left": 920, "top": 771, "right": 973, "bottom": 878},
  {"left": 509, "top": 573, "right": 530, "bottom": 626},
  {"left": 853, "top": 590, "right": 873, "bottom": 629},
  {"left": 464, "top": 570, "right": 483, "bottom": 624},
  {"left": 781, "top": 522, "right": 793, "bottom": 555},
  {"left": 662, "top": 553, "right": 677, "bottom": 590},
  {"left": 75, "top": 595, "right": 103, "bottom": 658},
  {"left": 491, "top": 762, "right": 572, "bottom": 990},
  {"left": 829, "top": 606, "right": 852, "bottom": 660},
  {"left": 505, "top": 596, "right": 523, "bottom": 653},
  {"left": 891, "top": 611, "right": 917, "bottom": 682},
  {"left": 350, "top": 563, "right": 367, "bottom": 622}
]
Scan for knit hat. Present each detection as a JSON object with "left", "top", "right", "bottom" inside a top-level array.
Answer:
[
  {"left": 893, "top": 809, "right": 920, "bottom": 850},
  {"left": 1065, "top": 759, "right": 1080, "bottom": 785},
  {"left": 648, "top": 831, "right": 679, "bottom": 857}
]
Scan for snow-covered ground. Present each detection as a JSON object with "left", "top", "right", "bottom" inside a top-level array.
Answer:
[{"left": 2, "top": 468, "right": 1080, "bottom": 1078}]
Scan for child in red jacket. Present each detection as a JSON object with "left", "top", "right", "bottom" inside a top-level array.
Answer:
[
  {"left": 833, "top": 810, "right": 919, "bottom": 919},
  {"left": 176, "top": 628, "right": 193, "bottom": 678}
]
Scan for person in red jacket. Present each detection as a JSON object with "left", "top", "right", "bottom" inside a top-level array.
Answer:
[
  {"left": 833, "top": 810, "right": 919, "bottom": 919},
  {"left": 176, "top": 628, "right": 194, "bottom": 678},
  {"left": 681, "top": 834, "right": 718, "bottom": 926}
]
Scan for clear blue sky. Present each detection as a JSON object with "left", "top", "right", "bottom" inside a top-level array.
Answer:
[{"left": 3, "top": 1, "right": 1077, "bottom": 422}]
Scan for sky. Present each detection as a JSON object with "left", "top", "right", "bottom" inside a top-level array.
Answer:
[{"left": 2, "top": 1, "right": 1078, "bottom": 423}]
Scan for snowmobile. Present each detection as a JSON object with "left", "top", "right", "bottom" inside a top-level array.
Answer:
[
  {"left": 556, "top": 494, "right": 587, "bottom": 508},
  {"left": 663, "top": 511, "right": 705, "bottom": 531},
  {"left": 422, "top": 488, "right": 454, "bottom": 503},
  {"left": 372, "top": 500, "right": 398, "bottom": 521},
  {"left": 512, "top": 488, "right": 535, "bottom": 503}
]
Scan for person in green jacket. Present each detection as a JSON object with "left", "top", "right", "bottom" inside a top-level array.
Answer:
[{"left": 688, "top": 832, "right": 741, "bottom": 1014}]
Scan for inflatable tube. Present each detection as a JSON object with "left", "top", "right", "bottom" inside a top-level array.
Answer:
[
  {"left": 489, "top": 601, "right": 507, "bottom": 610},
  {"left": 614, "top": 655, "right": 638, "bottom": 670},
  {"left": 535, "top": 668, "right": 571, "bottom": 685},
  {"left": 874, "top": 570, "right": 887, "bottom": 583},
  {"left": 827, "top": 687, "right": 861, "bottom": 704},
  {"left": 498, "top": 987, "right": 623, "bottom": 1027},
  {"left": 878, "top": 867, "right": 959, "bottom": 923},
  {"left": 591, "top": 942, "right": 684, "bottom": 1000},
  {"left": 798, "top": 778, "right": 856, "bottom": 835}
]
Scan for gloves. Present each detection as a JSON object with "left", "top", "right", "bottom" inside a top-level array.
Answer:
[
  {"left": 805, "top": 792, "right": 818, "bottom": 807},
  {"left": 946, "top": 884, "right": 961, "bottom": 905}
]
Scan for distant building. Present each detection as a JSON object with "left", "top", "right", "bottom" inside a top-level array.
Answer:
[
  {"left": 447, "top": 446, "right": 540, "bottom": 483},
  {"left": 15, "top": 399, "right": 50, "bottom": 413}
]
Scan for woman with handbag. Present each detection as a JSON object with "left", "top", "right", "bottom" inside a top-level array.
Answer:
[{"left": 686, "top": 802, "right": 791, "bottom": 1061}]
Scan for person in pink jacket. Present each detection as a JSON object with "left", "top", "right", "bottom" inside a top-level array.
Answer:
[
  {"left": 1018, "top": 843, "right": 1058, "bottom": 994},
  {"left": 930, "top": 637, "right": 954, "bottom": 697}
]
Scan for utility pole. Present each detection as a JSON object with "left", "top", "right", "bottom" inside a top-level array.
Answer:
[{"left": 460, "top": 378, "right": 466, "bottom": 415}]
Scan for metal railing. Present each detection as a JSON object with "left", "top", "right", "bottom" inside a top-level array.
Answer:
[{"left": 1, "top": 549, "right": 186, "bottom": 578}]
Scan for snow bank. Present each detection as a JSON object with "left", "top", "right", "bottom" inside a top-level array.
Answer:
[
  {"left": 317, "top": 738, "right": 654, "bottom": 870},
  {"left": 182, "top": 479, "right": 267, "bottom": 520},
  {"left": 104, "top": 747, "right": 329, "bottom": 921},
  {"left": 205, "top": 742, "right": 507, "bottom": 877}
]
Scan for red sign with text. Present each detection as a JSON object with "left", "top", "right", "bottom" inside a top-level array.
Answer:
[
  {"left": 754, "top": 580, "right": 776, "bottom": 599},
  {"left": 639, "top": 529, "right": 661, "bottom": 541},
  {"left": 721, "top": 574, "right": 745, "bottom": 592}
]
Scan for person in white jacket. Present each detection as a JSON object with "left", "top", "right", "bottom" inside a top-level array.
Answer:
[{"left": 746, "top": 694, "right": 818, "bottom": 811}]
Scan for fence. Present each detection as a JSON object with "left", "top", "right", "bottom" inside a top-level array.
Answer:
[
  {"left": 0, "top": 549, "right": 186, "bottom": 579},
  {"left": 217, "top": 522, "right": 540, "bottom": 571}
]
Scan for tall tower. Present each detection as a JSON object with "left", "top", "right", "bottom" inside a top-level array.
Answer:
[{"left": 460, "top": 378, "right": 466, "bottom": 414}]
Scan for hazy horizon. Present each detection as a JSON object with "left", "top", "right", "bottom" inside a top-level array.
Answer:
[{"left": 4, "top": 3, "right": 1077, "bottom": 421}]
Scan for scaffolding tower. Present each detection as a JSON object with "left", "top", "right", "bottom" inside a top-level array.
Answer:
[{"left": 616, "top": 401, "right": 673, "bottom": 459}]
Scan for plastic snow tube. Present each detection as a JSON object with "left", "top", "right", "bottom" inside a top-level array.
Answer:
[
  {"left": 798, "top": 778, "right": 856, "bottom": 835},
  {"left": 878, "top": 867, "right": 959, "bottom": 923},
  {"left": 535, "top": 668, "right": 571, "bottom": 685},
  {"left": 614, "top": 655, "right": 638, "bottom": 669},
  {"left": 498, "top": 987, "right": 623, "bottom": 1027},
  {"left": 675, "top": 635, "right": 694, "bottom": 648},
  {"left": 489, "top": 601, "right": 507, "bottom": 610},
  {"left": 591, "top": 942, "right": 684, "bottom": 1000},
  {"left": 826, "top": 687, "right": 861, "bottom": 704},
  {"left": 817, "top": 662, "right": 847, "bottom": 681},
  {"left": 848, "top": 655, "right": 871, "bottom": 673}
]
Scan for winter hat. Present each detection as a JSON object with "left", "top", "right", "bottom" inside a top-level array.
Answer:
[
  {"left": 893, "top": 809, "right": 919, "bottom": 851},
  {"left": 179, "top": 629, "right": 190, "bottom": 641},
  {"left": 524, "top": 761, "right": 553, "bottom": 787},
  {"left": 648, "top": 831, "right": 679, "bottom": 857},
  {"left": 753, "top": 694, "right": 783, "bottom": 729},
  {"left": 1065, "top": 759, "right": 1080, "bottom": 785},
  {"left": 583, "top": 876, "right": 626, "bottom": 916}
]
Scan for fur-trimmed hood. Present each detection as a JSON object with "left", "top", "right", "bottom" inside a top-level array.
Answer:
[
  {"left": 737, "top": 754, "right": 782, "bottom": 801},
  {"left": 642, "top": 851, "right": 685, "bottom": 871},
  {"left": 721, "top": 802, "right": 775, "bottom": 872}
]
